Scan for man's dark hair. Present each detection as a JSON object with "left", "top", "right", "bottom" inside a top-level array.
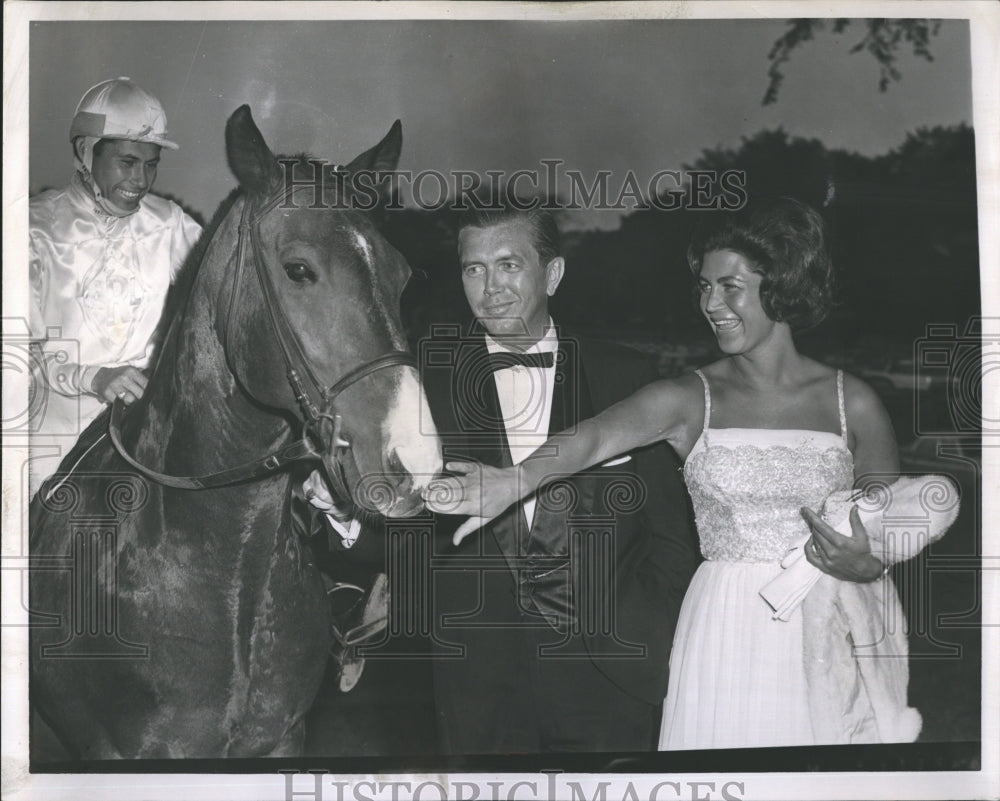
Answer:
[
  {"left": 687, "top": 196, "right": 834, "bottom": 330},
  {"left": 457, "top": 206, "right": 562, "bottom": 265}
]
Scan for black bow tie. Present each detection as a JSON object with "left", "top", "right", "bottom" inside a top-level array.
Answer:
[{"left": 487, "top": 351, "right": 555, "bottom": 372}]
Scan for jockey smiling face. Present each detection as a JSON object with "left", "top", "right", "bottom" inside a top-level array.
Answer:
[{"left": 84, "top": 139, "right": 161, "bottom": 214}]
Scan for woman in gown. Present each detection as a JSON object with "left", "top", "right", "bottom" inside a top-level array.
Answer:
[{"left": 426, "top": 197, "right": 925, "bottom": 749}]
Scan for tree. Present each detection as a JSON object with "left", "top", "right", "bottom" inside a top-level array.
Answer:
[{"left": 764, "top": 19, "right": 942, "bottom": 105}]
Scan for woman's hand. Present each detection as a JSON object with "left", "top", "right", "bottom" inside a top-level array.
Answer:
[
  {"left": 422, "top": 461, "right": 521, "bottom": 546},
  {"left": 800, "top": 505, "right": 885, "bottom": 582}
]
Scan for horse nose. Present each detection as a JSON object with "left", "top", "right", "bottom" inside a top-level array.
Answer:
[
  {"left": 386, "top": 448, "right": 413, "bottom": 496},
  {"left": 378, "top": 447, "right": 439, "bottom": 517},
  {"left": 384, "top": 368, "right": 442, "bottom": 490}
]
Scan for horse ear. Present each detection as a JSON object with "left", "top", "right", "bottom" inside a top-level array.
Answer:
[
  {"left": 343, "top": 120, "right": 402, "bottom": 205},
  {"left": 225, "top": 105, "right": 280, "bottom": 196}
]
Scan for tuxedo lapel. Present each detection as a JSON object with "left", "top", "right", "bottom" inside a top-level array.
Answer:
[
  {"left": 452, "top": 336, "right": 527, "bottom": 561},
  {"left": 530, "top": 339, "right": 596, "bottom": 543},
  {"left": 547, "top": 343, "right": 569, "bottom": 438},
  {"left": 547, "top": 337, "right": 594, "bottom": 436},
  {"left": 451, "top": 338, "right": 512, "bottom": 468}
]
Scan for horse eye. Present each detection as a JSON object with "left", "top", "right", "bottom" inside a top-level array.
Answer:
[{"left": 283, "top": 262, "right": 317, "bottom": 284}]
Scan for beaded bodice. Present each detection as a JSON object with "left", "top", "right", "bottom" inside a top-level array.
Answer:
[{"left": 683, "top": 371, "right": 855, "bottom": 563}]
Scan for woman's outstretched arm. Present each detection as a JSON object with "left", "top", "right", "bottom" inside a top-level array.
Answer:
[{"left": 423, "top": 376, "right": 697, "bottom": 544}]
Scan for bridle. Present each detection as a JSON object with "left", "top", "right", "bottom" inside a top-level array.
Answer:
[{"left": 109, "top": 182, "right": 415, "bottom": 506}]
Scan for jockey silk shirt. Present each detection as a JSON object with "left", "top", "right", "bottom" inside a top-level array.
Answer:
[{"left": 28, "top": 172, "right": 201, "bottom": 496}]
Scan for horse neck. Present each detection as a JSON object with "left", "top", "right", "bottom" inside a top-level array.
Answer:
[{"left": 135, "top": 198, "right": 291, "bottom": 479}]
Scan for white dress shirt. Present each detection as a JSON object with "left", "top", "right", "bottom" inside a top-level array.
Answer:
[{"left": 484, "top": 320, "right": 559, "bottom": 528}]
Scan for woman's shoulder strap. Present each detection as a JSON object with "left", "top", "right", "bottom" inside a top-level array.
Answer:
[
  {"left": 836, "top": 369, "right": 848, "bottom": 441},
  {"left": 693, "top": 369, "right": 711, "bottom": 431}
]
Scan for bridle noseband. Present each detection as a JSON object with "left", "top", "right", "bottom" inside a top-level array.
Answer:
[{"left": 109, "top": 183, "right": 415, "bottom": 506}]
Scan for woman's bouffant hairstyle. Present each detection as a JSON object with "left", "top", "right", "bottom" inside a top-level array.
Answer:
[{"left": 687, "top": 197, "right": 834, "bottom": 330}]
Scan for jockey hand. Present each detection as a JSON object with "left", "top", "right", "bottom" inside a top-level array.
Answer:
[
  {"left": 422, "top": 461, "right": 520, "bottom": 547},
  {"left": 92, "top": 365, "right": 148, "bottom": 405},
  {"left": 800, "top": 505, "right": 885, "bottom": 583}
]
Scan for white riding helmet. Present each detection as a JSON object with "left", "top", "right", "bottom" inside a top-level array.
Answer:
[{"left": 70, "top": 77, "right": 179, "bottom": 150}]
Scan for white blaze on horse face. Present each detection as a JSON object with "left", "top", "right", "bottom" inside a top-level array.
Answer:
[
  {"left": 384, "top": 367, "right": 441, "bottom": 493},
  {"left": 352, "top": 231, "right": 374, "bottom": 271}
]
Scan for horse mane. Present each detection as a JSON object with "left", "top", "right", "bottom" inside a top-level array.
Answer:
[
  {"left": 148, "top": 154, "right": 317, "bottom": 368},
  {"left": 147, "top": 187, "right": 243, "bottom": 369}
]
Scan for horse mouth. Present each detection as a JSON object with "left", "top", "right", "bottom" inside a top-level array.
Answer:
[
  {"left": 347, "top": 467, "right": 430, "bottom": 518},
  {"left": 383, "top": 494, "right": 426, "bottom": 518}
]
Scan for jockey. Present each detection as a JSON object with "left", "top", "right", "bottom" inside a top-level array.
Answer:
[{"left": 29, "top": 77, "right": 202, "bottom": 498}]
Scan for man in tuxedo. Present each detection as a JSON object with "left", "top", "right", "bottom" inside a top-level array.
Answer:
[
  {"left": 420, "top": 206, "right": 697, "bottom": 753},
  {"left": 306, "top": 205, "right": 697, "bottom": 753}
]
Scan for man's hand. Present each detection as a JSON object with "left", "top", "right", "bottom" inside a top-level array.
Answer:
[
  {"left": 800, "top": 505, "right": 885, "bottom": 582},
  {"left": 303, "top": 469, "right": 341, "bottom": 514},
  {"left": 303, "top": 469, "right": 360, "bottom": 546},
  {"left": 92, "top": 365, "right": 148, "bottom": 404}
]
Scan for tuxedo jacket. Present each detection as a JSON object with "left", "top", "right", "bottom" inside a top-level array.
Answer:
[{"left": 420, "top": 324, "right": 699, "bottom": 705}]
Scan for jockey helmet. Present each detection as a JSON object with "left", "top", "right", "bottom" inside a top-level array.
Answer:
[{"left": 70, "top": 77, "right": 178, "bottom": 150}]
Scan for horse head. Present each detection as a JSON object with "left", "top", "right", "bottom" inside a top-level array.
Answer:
[{"left": 221, "top": 106, "right": 440, "bottom": 517}]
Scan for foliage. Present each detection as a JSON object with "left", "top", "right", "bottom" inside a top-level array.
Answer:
[
  {"left": 764, "top": 19, "right": 942, "bottom": 105},
  {"left": 383, "top": 125, "right": 978, "bottom": 351}
]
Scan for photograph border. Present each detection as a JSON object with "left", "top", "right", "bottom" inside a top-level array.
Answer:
[{"left": 3, "top": 2, "right": 997, "bottom": 800}]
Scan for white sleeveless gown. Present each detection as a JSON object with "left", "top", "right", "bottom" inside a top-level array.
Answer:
[{"left": 659, "top": 370, "right": 854, "bottom": 750}]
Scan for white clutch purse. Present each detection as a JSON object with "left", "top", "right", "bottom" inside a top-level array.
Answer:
[{"left": 759, "top": 474, "right": 959, "bottom": 621}]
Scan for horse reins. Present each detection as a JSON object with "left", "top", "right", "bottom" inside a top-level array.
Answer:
[{"left": 108, "top": 183, "right": 416, "bottom": 503}]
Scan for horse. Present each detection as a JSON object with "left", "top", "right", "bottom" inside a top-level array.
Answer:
[{"left": 29, "top": 106, "right": 442, "bottom": 759}]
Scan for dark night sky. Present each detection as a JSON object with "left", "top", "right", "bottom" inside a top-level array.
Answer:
[{"left": 25, "top": 18, "right": 973, "bottom": 229}]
